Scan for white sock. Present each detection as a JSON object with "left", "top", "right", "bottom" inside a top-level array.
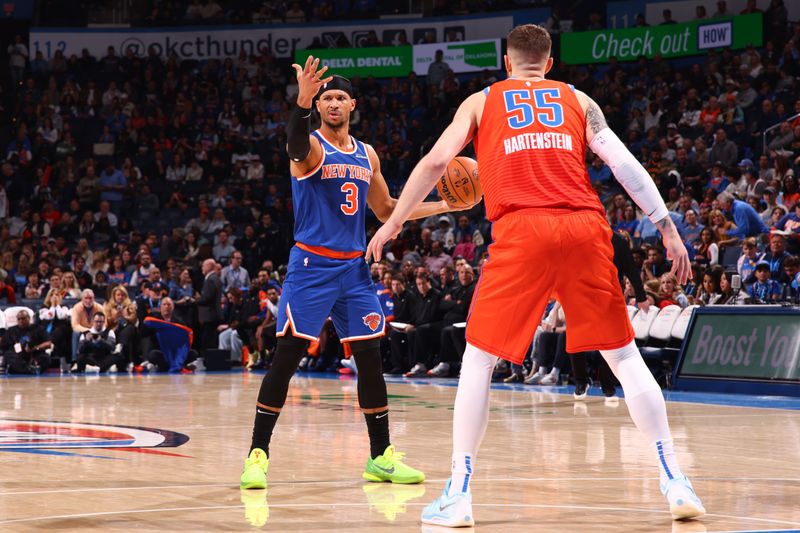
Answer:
[
  {"left": 653, "top": 437, "right": 682, "bottom": 484},
  {"left": 600, "top": 341, "right": 683, "bottom": 484},
  {"left": 450, "top": 343, "right": 497, "bottom": 496},
  {"left": 549, "top": 367, "right": 560, "bottom": 377}
]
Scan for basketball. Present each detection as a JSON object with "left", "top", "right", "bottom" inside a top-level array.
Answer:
[{"left": 437, "top": 156, "right": 482, "bottom": 209}]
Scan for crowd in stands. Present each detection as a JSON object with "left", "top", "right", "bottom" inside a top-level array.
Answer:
[
  {"left": 1, "top": 5, "right": 799, "bottom": 390},
  {"left": 34, "top": 0, "right": 557, "bottom": 28}
]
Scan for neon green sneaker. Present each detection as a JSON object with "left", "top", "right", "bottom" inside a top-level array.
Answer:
[
  {"left": 240, "top": 448, "right": 269, "bottom": 489},
  {"left": 363, "top": 445, "right": 425, "bottom": 484}
]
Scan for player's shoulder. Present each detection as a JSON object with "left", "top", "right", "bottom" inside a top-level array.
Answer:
[
  {"left": 570, "top": 87, "right": 593, "bottom": 113},
  {"left": 457, "top": 90, "right": 488, "bottom": 120},
  {"left": 361, "top": 139, "right": 378, "bottom": 160}
]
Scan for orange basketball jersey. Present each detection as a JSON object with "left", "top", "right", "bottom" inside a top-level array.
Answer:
[{"left": 474, "top": 78, "right": 604, "bottom": 221}]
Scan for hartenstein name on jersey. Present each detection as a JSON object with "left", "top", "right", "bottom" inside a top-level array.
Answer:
[
  {"left": 503, "top": 132, "right": 574, "bottom": 155},
  {"left": 321, "top": 163, "right": 372, "bottom": 183}
]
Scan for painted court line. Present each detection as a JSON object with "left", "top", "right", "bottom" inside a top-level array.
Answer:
[
  {"left": 3, "top": 476, "right": 799, "bottom": 496},
  {"left": 177, "top": 411, "right": 782, "bottom": 431},
  {"left": 1, "top": 501, "right": 799, "bottom": 528}
]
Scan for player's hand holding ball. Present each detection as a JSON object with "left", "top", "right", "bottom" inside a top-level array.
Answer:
[
  {"left": 437, "top": 156, "right": 482, "bottom": 211},
  {"left": 291, "top": 55, "right": 334, "bottom": 107}
]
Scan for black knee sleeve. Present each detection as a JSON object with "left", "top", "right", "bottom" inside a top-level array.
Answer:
[
  {"left": 257, "top": 332, "right": 309, "bottom": 409},
  {"left": 351, "top": 338, "right": 388, "bottom": 410}
]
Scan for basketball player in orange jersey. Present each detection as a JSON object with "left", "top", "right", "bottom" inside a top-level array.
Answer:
[{"left": 367, "top": 25, "right": 705, "bottom": 527}]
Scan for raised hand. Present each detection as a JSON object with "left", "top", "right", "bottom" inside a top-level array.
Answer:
[{"left": 291, "top": 55, "right": 333, "bottom": 107}]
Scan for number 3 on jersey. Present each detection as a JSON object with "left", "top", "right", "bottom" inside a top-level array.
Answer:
[
  {"left": 503, "top": 88, "right": 564, "bottom": 129},
  {"left": 340, "top": 182, "right": 358, "bottom": 215}
]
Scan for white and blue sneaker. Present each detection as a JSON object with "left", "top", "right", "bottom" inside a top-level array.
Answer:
[
  {"left": 660, "top": 475, "right": 706, "bottom": 520},
  {"left": 420, "top": 479, "right": 474, "bottom": 527}
]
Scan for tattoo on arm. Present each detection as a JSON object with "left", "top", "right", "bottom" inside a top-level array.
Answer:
[
  {"left": 586, "top": 100, "right": 608, "bottom": 134},
  {"left": 654, "top": 216, "right": 677, "bottom": 234}
]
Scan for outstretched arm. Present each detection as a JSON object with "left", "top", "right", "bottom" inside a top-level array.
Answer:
[
  {"left": 365, "top": 144, "right": 453, "bottom": 223},
  {"left": 576, "top": 90, "right": 691, "bottom": 284},
  {"left": 287, "top": 55, "right": 332, "bottom": 176},
  {"left": 366, "top": 91, "right": 482, "bottom": 261}
]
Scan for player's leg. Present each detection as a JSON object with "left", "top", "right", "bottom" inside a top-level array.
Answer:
[
  {"left": 333, "top": 257, "right": 424, "bottom": 484},
  {"left": 350, "top": 338, "right": 424, "bottom": 484},
  {"left": 248, "top": 333, "right": 309, "bottom": 452},
  {"left": 420, "top": 342, "right": 496, "bottom": 528},
  {"left": 556, "top": 211, "right": 704, "bottom": 519},
  {"left": 241, "top": 332, "right": 309, "bottom": 489},
  {"left": 241, "top": 248, "right": 339, "bottom": 489},
  {"left": 350, "top": 338, "right": 389, "bottom": 458},
  {"left": 423, "top": 212, "right": 557, "bottom": 527},
  {"left": 600, "top": 341, "right": 704, "bottom": 518}
]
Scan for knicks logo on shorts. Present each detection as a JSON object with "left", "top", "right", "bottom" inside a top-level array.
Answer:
[{"left": 362, "top": 312, "right": 382, "bottom": 332}]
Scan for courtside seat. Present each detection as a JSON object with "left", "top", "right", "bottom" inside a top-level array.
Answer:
[
  {"left": 640, "top": 305, "right": 683, "bottom": 388},
  {"left": 671, "top": 305, "right": 699, "bottom": 341},
  {"left": 4, "top": 306, "right": 36, "bottom": 329},
  {"left": 646, "top": 305, "right": 682, "bottom": 345},
  {"left": 632, "top": 306, "right": 660, "bottom": 344}
]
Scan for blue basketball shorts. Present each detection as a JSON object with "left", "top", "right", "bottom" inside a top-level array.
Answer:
[{"left": 276, "top": 246, "right": 385, "bottom": 342}]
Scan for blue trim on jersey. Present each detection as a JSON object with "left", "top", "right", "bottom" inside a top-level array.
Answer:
[{"left": 291, "top": 130, "right": 372, "bottom": 252}]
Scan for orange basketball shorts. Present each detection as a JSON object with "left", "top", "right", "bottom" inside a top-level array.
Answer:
[{"left": 465, "top": 208, "right": 634, "bottom": 364}]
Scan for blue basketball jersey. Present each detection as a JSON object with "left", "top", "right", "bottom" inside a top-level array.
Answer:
[{"left": 291, "top": 130, "right": 373, "bottom": 252}]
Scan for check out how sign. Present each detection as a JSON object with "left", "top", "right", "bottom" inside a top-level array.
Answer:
[{"left": 561, "top": 13, "right": 762, "bottom": 64}]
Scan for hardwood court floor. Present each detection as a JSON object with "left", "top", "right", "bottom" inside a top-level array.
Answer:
[{"left": 0, "top": 372, "right": 799, "bottom": 532}]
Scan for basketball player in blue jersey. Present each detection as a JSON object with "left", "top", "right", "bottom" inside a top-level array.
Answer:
[{"left": 240, "top": 56, "right": 462, "bottom": 490}]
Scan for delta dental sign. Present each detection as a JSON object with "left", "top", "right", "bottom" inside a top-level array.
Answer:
[
  {"left": 295, "top": 46, "right": 413, "bottom": 78},
  {"left": 561, "top": 13, "right": 762, "bottom": 64},
  {"left": 295, "top": 39, "right": 501, "bottom": 78}
]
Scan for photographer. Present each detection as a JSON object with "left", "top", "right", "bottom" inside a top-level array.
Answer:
[
  {"left": 1, "top": 310, "right": 51, "bottom": 374},
  {"left": 76, "top": 311, "right": 123, "bottom": 373}
]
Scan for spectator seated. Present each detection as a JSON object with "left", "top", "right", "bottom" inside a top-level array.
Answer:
[
  {"left": 75, "top": 311, "right": 124, "bottom": 373},
  {"left": 0, "top": 308, "right": 51, "bottom": 374}
]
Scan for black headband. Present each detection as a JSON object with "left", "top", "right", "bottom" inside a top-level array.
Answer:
[{"left": 318, "top": 75, "right": 354, "bottom": 99}]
